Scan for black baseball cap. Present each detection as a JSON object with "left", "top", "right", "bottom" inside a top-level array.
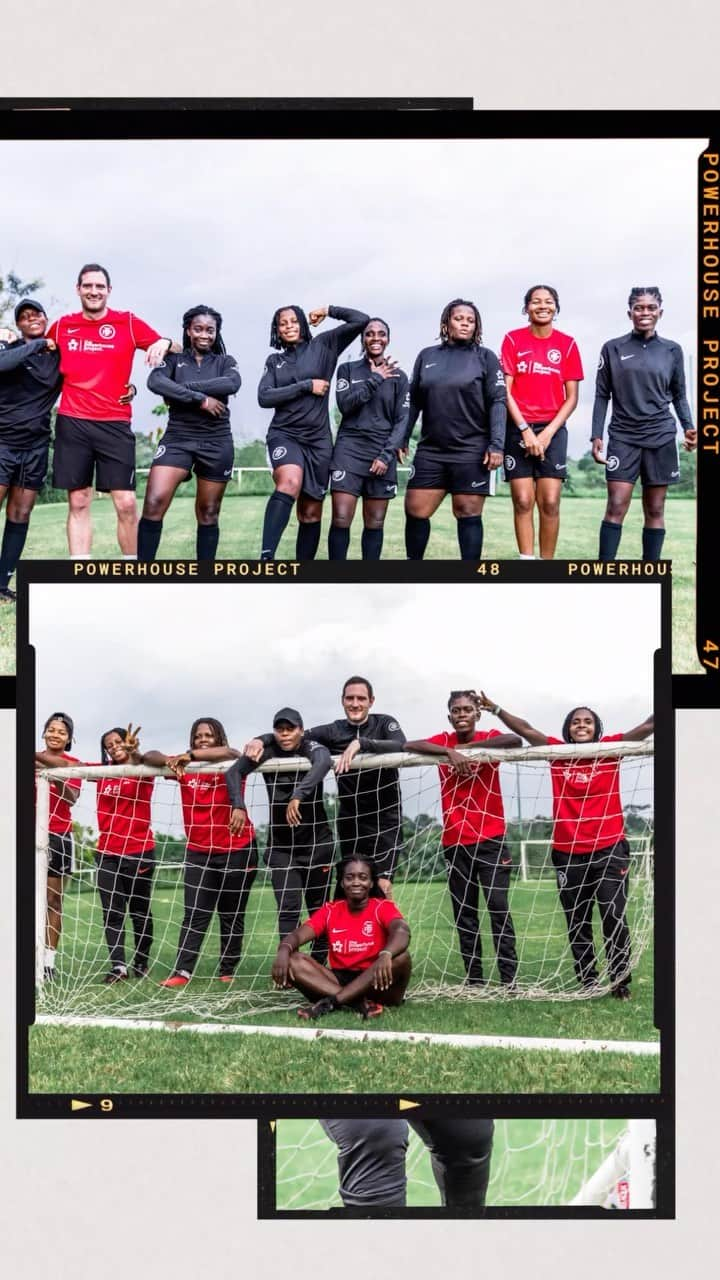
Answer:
[
  {"left": 273, "top": 707, "right": 303, "bottom": 728},
  {"left": 14, "top": 299, "right": 46, "bottom": 322}
]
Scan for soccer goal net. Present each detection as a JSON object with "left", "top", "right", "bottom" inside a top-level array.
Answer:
[
  {"left": 274, "top": 1117, "right": 657, "bottom": 1210},
  {"left": 34, "top": 739, "right": 653, "bottom": 1022}
]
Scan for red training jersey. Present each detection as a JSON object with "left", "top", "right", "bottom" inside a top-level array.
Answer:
[
  {"left": 40, "top": 753, "right": 82, "bottom": 836},
  {"left": 305, "top": 897, "right": 405, "bottom": 971},
  {"left": 47, "top": 308, "right": 161, "bottom": 422},
  {"left": 500, "top": 327, "right": 584, "bottom": 422},
  {"left": 548, "top": 734, "right": 625, "bottom": 854},
  {"left": 427, "top": 730, "right": 506, "bottom": 846},
  {"left": 178, "top": 772, "right": 256, "bottom": 855},
  {"left": 95, "top": 773, "right": 155, "bottom": 856}
]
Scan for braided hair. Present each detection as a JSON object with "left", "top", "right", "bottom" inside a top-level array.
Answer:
[
  {"left": 523, "top": 284, "right": 560, "bottom": 314},
  {"left": 101, "top": 725, "right": 129, "bottom": 764},
  {"left": 269, "top": 306, "right": 311, "bottom": 350},
  {"left": 561, "top": 706, "right": 604, "bottom": 743},
  {"left": 439, "top": 298, "right": 482, "bottom": 345},
  {"left": 182, "top": 305, "right": 226, "bottom": 355},
  {"left": 628, "top": 286, "right": 663, "bottom": 308},
  {"left": 188, "top": 717, "right": 229, "bottom": 749}
]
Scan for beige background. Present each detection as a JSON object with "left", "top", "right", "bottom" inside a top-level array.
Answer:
[{"left": 2, "top": 4, "right": 719, "bottom": 1269}]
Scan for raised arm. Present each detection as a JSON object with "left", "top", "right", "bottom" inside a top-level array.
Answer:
[
  {"left": 34, "top": 751, "right": 81, "bottom": 806},
  {"left": 476, "top": 692, "right": 549, "bottom": 746},
  {"left": 621, "top": 713, "right": 654, "bottom": 742},
  {"left": 314, "top": 305, "right": 371, "bottom": 360},
  {"left": 147, "top": 357, "right": 209, "bottom": 405},
  {"left": 0, "top": 337, "right": 53, "bottom": 373}
]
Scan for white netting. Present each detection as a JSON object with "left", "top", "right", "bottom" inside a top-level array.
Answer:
[
  {"left": 274, "top": 1118, "right": 656, "bottom": 1210},
  {"left": 34, "top": 740, "right": 653, "bottom": 1021}
]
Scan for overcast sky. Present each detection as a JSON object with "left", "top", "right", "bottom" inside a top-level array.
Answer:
[
  {"left": 31, "top": 580, "right": 658, "bottom": 833},
  {"left": 1, "top": 136, "right": 702, "bottom": 460}
]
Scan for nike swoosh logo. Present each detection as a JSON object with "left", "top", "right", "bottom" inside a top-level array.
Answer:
[
  {"left": 424, "top": 363, "right": 437, "bottom": 368},
  {"left": 67, "top": 328, "right": 81, "bottom": 334},
  {"left": 620, "top": 355, "right": 634, "bottom": 361}
]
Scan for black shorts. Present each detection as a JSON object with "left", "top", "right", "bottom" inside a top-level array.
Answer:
[
  {"left": 504, "top": 423, "right": 568, "bottom": 482},
  {"left": 151, "top": 431, "right": 234, "bottom": 484},
  {"left": 334, "top": 967, "right": 365, "bottom": 987},
  {"left": 406, "top": 446, "right": 491, "bottom": 495},
  {"left": 330, "top": 441, "right": 399, "bottom": 500},
  {"left": 605, "top": 434, "right": 680, "bottom": 487},
  {"left": 0, "top": 438, "right": 50, "bottom": 490},
  {"left": 267, "top": 428, "right": 332, "bottom": 501},
  {"left": 53, "top": 414, "right": 136, "bottom": 492},
  {"left": 48, "top": 831, "right": 73, "bottom": 877}
]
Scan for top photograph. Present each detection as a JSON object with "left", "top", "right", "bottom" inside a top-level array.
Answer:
[{"left": 0, "top": 120, "right": 704, "bottom": 672}]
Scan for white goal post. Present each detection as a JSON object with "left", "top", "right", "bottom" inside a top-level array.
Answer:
[{"left": 33, "top": 739, "right": 653, "bottom": 1021}]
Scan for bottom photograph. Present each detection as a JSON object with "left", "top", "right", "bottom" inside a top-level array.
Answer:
[{"left": 261, "top": 1115, "right": 660, "bottom": 1216}]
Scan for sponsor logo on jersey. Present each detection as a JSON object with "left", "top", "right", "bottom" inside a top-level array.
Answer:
[
  {"left": 177, "top": 361, "right": 187, "bottom": 368},
  {"left": 620, "top": 354, "right": 634, "bottom": 361},
  {"left": 271, "top": 446, "right": 287, "bottom": 461},
  {"left": 495, "top": 369, "right": 504, "bottom": 384},
  {"left": 336, "top": 378, "right": 349, "bottom": 391},
  {"left": 385, "top": 484, "right": 397, "bottom": 494},
  {"left": 548, "top": 348, "right": 561, "bottom": 364},
  {"left": 68, "top": 339, "right": 79, "bottom": 351},
  {"left": 276, "top": 360, "right": 286, "bottom": 369},
  {"left": 504, "top": 455, "right": 516, "bottom": 471},
  {"left": 517, "top": 360, "right": 528, "bottom": 373},
  {"left": 597, "top": 354, "right": 605, "bottom": 370},
  {"left": 388, "top": 721, "right": 399, "bottom": 732},
  {"left": 555, "top": 463, "right": 567, "bottom": 471},
  {"left": 332, "top": 469, "right": 346, "bottom": 482},
  {"left": 471, "top": 480, "right": 486, "bottom": 488},
  {"left": 361, "top": 921, "right": 374, "bottom": 937},
  {"left": 402, "top": 392, "right": 410, "bottom": 407},
  {"left": 154, "top": 444, "right": 166, "bottom": 459},
  {"left": 67, "top": 327, "right": 81, "bottom": 334},
  {"left": 424, "top": 362, "right": 437, "bottom": 368},
  {"left": 98, "top": 324, "right": 115, "bottom": 340},
  {"left": 606, "top": 455, "right": 620, "bottom": 472},
  {"left": 350, "top": 379, "right": 364, "bottom": 384}
]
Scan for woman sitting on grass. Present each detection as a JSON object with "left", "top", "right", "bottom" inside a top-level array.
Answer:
[{"left": 271, "top": 856, "right": 411, "bottom": 1020}]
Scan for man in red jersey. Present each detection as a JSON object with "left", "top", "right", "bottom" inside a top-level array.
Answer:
[
  {"left": 404, "top": 690, "right": 521, "bottom": 987},
  {"left": 46, "top": 264, "right": 178, "bottom": 557}
]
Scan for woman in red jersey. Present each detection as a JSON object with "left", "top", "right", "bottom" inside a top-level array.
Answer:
[
  {"left": 35, "top": 712, "right": 82, "bottom": 981},
  {"left": 140, "top": 718, "right": 258, "bottom": 988},
  {"left": 271, "top": 856, "right": 411, "bottom": 1020},
  {"left": 476, "top": 693, "right": 654, "bottom": 998},
  {"left": 404, "top": 692, "right": 521, "bottom": 989},
  {"left": 500, "top": 285, "right": 583, "bottom": 559},
  {"left": 90, "top": 725, "right": 156, "bottom": 984}
]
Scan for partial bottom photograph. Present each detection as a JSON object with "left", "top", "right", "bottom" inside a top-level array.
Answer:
[{"left": 262, "top": 1116, "right": 660, "bottom": 1217}]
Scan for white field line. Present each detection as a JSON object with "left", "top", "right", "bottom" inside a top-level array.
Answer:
[{"left": 35, "top": 1015, "right": 659, "bottom": 1056}]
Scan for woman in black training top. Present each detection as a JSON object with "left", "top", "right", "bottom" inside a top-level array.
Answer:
[
  {"left": 139, "top": 305, "right": 240, "bottom": 562},
  {"left": 258, "top": 303, "right": 370, "bottom": 560},
  {"left": 328, "top": 317, "right": 409, "bottom": 560},
  {"left": 404, "top": 298, "right": 507, "bottom": 561}
]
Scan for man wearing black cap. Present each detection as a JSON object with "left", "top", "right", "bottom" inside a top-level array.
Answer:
[
  {"left": 245, "top": 677, "right": 406, "bottom": 898},
  {"left": 0, "top": 300, "right": 61, "bottom": 600},
  {"left": 223, "top": 708, "right": 335, "bottom": 958}
]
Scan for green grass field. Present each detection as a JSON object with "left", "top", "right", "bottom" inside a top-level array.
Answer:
[
  {"left": 274, "top": 1118, "right": 630, "bottom": 1208},
  {"left": 28, "top": 873, "right": 659, "bottom": 1096},
  {"left": 0, "top": 491, "right": 698, "bottom": 674}
]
